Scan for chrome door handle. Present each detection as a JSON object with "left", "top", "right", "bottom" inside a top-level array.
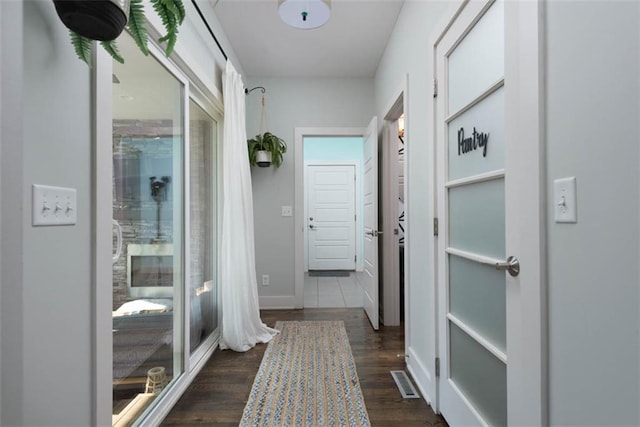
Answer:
[
  {"left": 365, "top": 230, "right": 383, "bottom": 237},
  {"left": 495, "top": 256, "right": 520, "bottom": 277}
]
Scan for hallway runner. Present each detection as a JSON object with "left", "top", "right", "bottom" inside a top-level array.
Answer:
[{"left": 240, "top": 320, "right": 371, "bottom": 427}]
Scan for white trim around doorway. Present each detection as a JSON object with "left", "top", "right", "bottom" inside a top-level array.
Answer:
[
  {"left": 294, "top": 127, "right": 366, "bottom": 308},
  {"left": 504, "top": 1, "right": 548, "bottom": 424},
  {"left": 380, "top": 76, "right": 409, "bottom": 328}
]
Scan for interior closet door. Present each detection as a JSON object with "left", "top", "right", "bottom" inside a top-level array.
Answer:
[
  {"left": 435, "top": 1, "right": 545, "bottom": 425},
  {"left": 361, "top": 117, "right": 380, "bottom": 330}
]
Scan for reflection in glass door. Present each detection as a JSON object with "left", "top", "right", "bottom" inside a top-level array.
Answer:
[
  {"left": 188, "top": 100, "right": 218, "bottom": 355},
  {"left": 111, "top": 32, "right": 185, "bottom": 424}
]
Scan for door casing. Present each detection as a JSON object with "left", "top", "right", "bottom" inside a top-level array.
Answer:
[
  {"left": 294, "top": 127, "right": 367, "bottom": 309},
  {"left": 380, "top": 81, "right": 408, "bottom": 327}
]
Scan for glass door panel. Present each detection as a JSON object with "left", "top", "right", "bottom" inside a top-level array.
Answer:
[
  {"left": 449, "top": 254, "right": 506, "bottom": 352},
  {"left": 447, "top": 0, "right": 504, "bottom": 114},
  {"left": 448, "top": 178, "right": 505, "bottom": 259},
  {"left": 447, "top": 87, "right": 505, "bottom": 181},
  {"left": 450, "top": 323, "right": 507, "bottom": 426},
  {"left": 188, "top": 99, "right": 218, "bottom": 354},
  {"left": 112, "top": 32, "right": 185, "bottom": 424}
]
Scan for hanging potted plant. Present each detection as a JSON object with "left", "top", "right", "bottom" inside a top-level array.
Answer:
[
  {"left": 53, "top": 0, "right": 185, "bottom": 65},
  {"left": 247, "top": 132, "right": 287, "bottom": 168},
  {"left": 246, "top": 90, "right": 286, "bottom": 168}
]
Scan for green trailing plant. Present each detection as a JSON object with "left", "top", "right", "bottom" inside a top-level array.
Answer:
[
  {"left": 247, "top": 132, "right": 288, "bottom": 168},
  {"left": 69, "top": 0, "right": 185, "bottom": 65}
]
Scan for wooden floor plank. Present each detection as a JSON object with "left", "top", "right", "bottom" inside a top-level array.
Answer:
[{"left": 162, "top": 308, "right": 448, "bottom": 426}]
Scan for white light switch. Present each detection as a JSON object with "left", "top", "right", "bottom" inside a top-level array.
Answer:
[
  {"left": 554, "top": 177, "right": 577, "bottom": 223},
  {"left": 32, "top": 184, "right": 77, "bottom": 226},
  {"left": 281, "top": 205, "right": 293, "bottom": 217}
]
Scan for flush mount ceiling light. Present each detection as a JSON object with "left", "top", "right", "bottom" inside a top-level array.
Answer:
[{"left": 278, "top": 0, "right": 331, "bottom": 30}]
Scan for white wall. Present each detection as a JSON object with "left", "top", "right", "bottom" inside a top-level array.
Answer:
[
  {"left": 545, "top": 2, "right": 640, "bottom": 425},
  {"left": 245, "top": 77, "right": 374, "bottom": 307},
  {"left": 8, "top": 2, "right": 95, "bottom": 425},
  {"left": 373, "top": 0, "right": 450, "bottom": 402},
  {"left": 146, "top": 0, "right": 245, "bottom": 96},
  {"left": 1, "top": 2, "right": 24, "bottom": 425}
]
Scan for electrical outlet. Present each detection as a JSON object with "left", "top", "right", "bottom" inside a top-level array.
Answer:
[
  {"left": 281, "top": 205, "right": 293, "bottom": 217},
  {"left": 262, "top": 274, "right": 269, "bottom": 286}
]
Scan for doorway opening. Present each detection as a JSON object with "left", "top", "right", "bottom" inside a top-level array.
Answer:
[
  {"left": 294, "top": 124, "right": 381, "bottom": 328},
  {"left": 302, "top": 136, "right": 363, "bottom": 308},
  {"left": 380, "top": 89, "right": 407, "bottom": 327}
]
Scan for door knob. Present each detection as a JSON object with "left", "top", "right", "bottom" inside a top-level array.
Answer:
[
  {"left": 495, "top": 256, "right": 520, "bottom": 277},
  {"left": 365, "top": 230, "right": 383, "bottom": 237},
  {"left": 309, "top": 224, "right": 314, "bottom": 229}
]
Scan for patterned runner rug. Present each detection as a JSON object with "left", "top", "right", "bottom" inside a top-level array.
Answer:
[{"left": 240, "top": 320, "right": 371, "bottom": 427}]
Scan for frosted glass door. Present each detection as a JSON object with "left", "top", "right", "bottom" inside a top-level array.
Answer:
[{"left": 437, "top": 1, "right": 507, "bottom": 425}]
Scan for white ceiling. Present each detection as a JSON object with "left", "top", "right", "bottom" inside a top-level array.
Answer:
[{"left": 212, "top": 0, "right": 405, "bottom": 78}]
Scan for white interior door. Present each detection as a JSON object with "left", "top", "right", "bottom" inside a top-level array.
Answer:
[
  {"left": 436, "top": 1, "right": 509, "bottom": 425},
  {"left": 435, "top": 2, "right": 545, "bottom": 424},
  {"left": 360, "top": 117, "right": 379, "bottom": 330},
  {"left": 307, "top": 164, "right": 356, "bottom": 270}
]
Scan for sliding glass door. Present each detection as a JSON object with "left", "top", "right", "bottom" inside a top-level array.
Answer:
[
  {"left": 188, "top": 99, "right": 219, "bottom": 357},
  {"left": 110, "top": 32, "right": 221, "bottom": 425}
]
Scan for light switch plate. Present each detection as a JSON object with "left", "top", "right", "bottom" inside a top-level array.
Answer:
[
  {"left": 554, "top": 177, "right": 577, "bottom": 223},
  {"left": 32, "top": 184, "right": 77, "bottom": 226},
  {"left": 281, "top": 205, "right": 293, "bottom": 217}
]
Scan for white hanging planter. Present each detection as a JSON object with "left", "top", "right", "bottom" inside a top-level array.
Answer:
[{"left": 256, "top": 150, "right": 272, "bottom": 167}]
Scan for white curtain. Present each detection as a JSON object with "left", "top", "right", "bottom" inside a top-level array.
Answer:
[{"left": 220, "top": 61, "right": 277, "bottom": 352}]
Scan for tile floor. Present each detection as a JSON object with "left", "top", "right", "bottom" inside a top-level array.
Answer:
[{"left": 303, "top": 272, "right": 363, "bottom": 308}]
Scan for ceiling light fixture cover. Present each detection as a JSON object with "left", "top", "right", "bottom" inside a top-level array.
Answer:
[{"left": 278, "top": 0, "right": 331, "bottom": 30}]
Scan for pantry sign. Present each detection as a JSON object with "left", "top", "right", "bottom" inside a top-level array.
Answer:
[{"left": 457, "top": 127, "right": 489, "bottom": 157}]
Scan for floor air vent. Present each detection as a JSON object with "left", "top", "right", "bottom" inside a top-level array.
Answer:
[{"left": 390, "top": 370, "right": 420, "bottom": 399}]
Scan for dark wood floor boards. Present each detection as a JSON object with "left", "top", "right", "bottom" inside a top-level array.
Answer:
[{"left": 162, "top": 308, "right": 447, "bottom": 426}]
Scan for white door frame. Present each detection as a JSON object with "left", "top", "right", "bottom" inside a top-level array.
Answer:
[
  {"left": 504, "top": 1, "right": 547, "bottom": 424},
  {"left": 431, "top": 0, "right": 547, "bottom": 424},
  {"left": 93, "top": 45, "right": 114, "bottom": 426},
  {"left": 380, "top": 77, "right": 408, "bottom": 327},
  {"left": 304, "top": 162, "right": 361, "bottom": 272},
  {"left": 294, "top": 127, "right": 366, "bottom": 308}
]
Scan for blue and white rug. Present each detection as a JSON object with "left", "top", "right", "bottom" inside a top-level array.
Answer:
[{"left": 240, "top": 320, "right": 371, "bottom": 427}]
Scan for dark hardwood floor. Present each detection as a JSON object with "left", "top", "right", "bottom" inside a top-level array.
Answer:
[{"left": 162, "top": 308, "right": 448, "bottom": 426}]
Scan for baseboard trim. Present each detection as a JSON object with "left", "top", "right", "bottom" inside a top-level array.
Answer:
[
  {"left": 407, "top": 346, "right": 433, "bottom": 405},
  {"left": 259, "top": 296, "right": 296, "bottom": 309}
]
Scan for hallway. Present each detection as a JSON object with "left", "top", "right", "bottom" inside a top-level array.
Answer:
[{"left": 162, "top": 308, "right": 447, "bottom": 426}]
